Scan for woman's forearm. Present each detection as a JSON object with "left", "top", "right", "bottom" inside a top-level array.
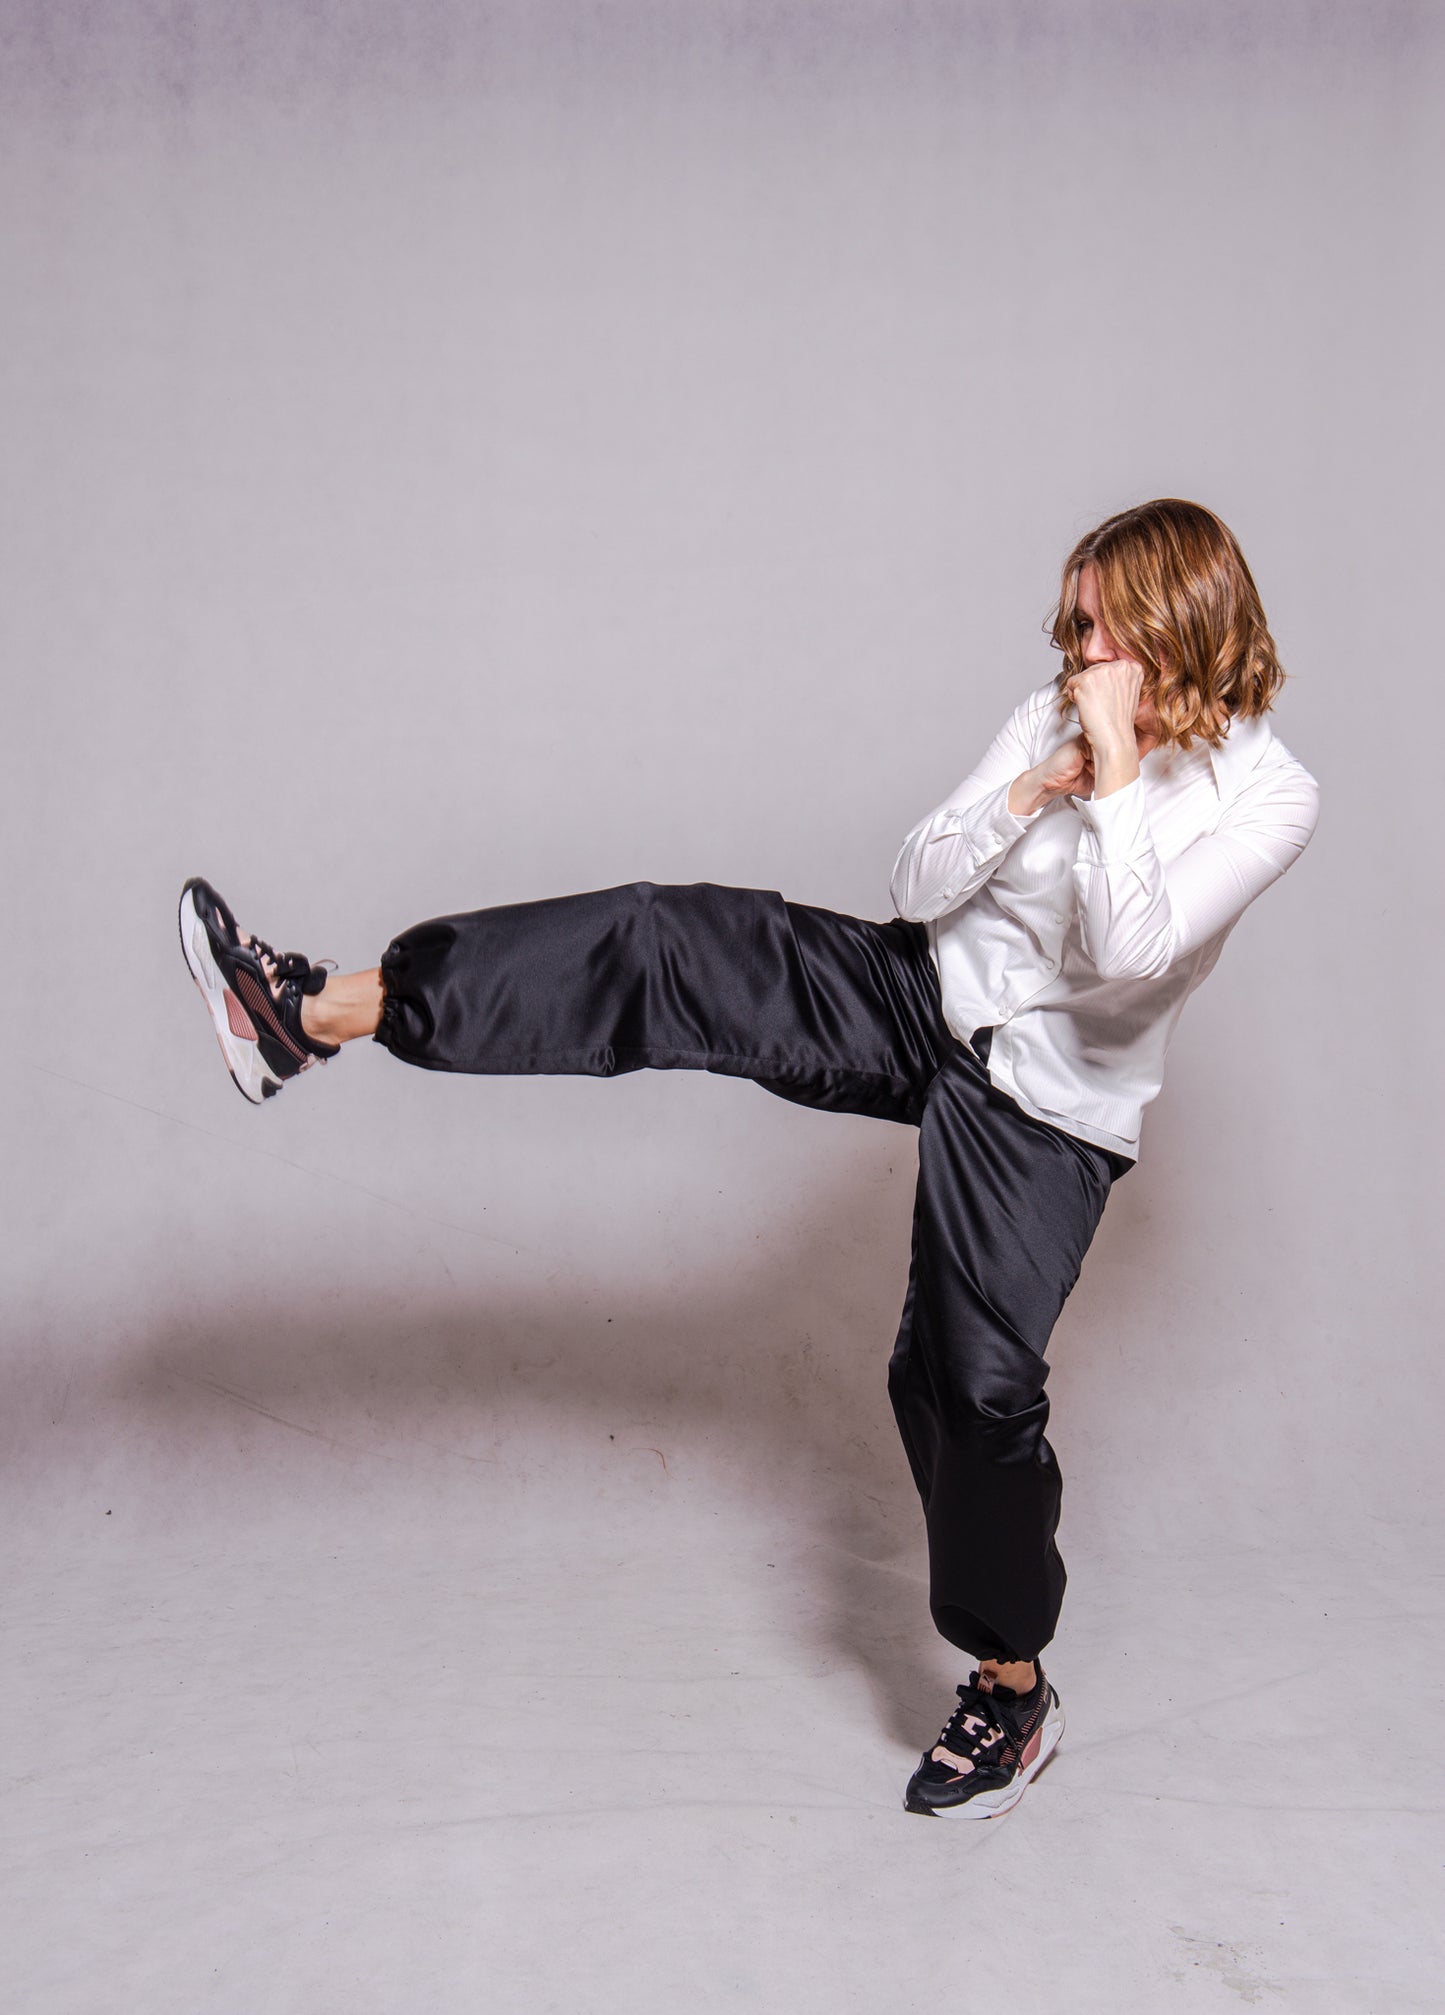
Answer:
[
  {"left": 1007, "top": 769, "right": 1052, "bottom": 817},
  {"left": 1089, "top": 739, "right": 1141, "bottom": 801}
]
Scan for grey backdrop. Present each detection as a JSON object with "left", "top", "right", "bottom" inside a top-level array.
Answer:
[{"left": 2, "top": 4, "right": 1441, "bottom": 2011}]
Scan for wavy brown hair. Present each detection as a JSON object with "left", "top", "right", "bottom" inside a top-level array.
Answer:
[{"left": 1048, "top": 499, "right": 1286, "bottom": 750}]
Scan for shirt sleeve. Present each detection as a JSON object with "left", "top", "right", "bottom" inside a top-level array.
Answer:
[
  {"left": 889, "top": 692, "right": 1050, "bottom": 923},
  {"left": 1071, "top": 762, "right": 1321, "bottom": 981}
]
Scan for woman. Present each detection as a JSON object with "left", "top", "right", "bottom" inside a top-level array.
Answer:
[{"left": 178, "top": 498, "right": 1319, "bottom": 1820}]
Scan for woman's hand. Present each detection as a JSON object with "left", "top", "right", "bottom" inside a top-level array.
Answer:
[
  {"left": 1064, "top": 658, "right": 1160, "bottom": 801},
  {"left": 1064, "top": 658, "right": 1148, "bottom": 758},
  {"left": 1007, "top": 734, "right": 1095, "bottom": 816},
  {"left": 1008, "top": 659, "right": 1161, "bottom": 815}
]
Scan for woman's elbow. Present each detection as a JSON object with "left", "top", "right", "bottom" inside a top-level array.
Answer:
[
  {"left": 889, "top": 859, "right": 936, "bottom": 922},
  {"left": 891, "top": 877, "right": 960, "bottom": 925}
]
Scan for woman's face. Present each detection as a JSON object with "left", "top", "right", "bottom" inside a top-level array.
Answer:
[
  {"left": 1074, "top": 563, "right": 1123, "bottom": 666},
  {"left": 1074, "top": 562, "right": 1163, "bottom": 739}
]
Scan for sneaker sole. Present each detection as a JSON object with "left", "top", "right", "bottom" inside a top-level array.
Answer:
[
  {"left": 906, "top": 1695, "right": 1065, "bottom": 1820},
  {"left": 178, "top": 881, "right": 283, "bottom": 1105}
]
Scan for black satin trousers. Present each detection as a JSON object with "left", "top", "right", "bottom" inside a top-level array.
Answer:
[{"left": 375, "top": 881, "right": 1129, "bottom": 1663}]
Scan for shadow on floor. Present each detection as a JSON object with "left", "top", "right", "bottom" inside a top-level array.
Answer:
[{"left": 88, "top": 1139, "right": 1000, "bottom": 1741}]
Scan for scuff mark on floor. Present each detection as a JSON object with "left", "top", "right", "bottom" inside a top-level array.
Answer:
[
  {"left": 1169, "top": 1925, "right": 1280, "bottom": 2004},
  {"left": 175, "top": 1369, "right": 333, "bottom": 1442}
]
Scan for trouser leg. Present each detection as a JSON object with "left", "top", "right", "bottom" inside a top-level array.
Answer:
[
  {"left": 374, "top": 880, "right": 945, "bottom": 1119},
  {"left": 887, "top": 1041, "right": 1120, "bottom": 1664}
]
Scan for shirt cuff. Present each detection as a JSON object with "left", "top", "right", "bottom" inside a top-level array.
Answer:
[{"left": 1073, "top": 774, "right": 1151, "bottom": 859}]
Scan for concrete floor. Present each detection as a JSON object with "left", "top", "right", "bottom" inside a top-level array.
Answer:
[{"left": 6, "top": 1470, "right": 1441, "bottom": 2015}]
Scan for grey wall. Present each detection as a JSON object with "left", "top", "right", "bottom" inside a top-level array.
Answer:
[{"left": 2, "top": 0, "right": 1439, "bottom": 1582}]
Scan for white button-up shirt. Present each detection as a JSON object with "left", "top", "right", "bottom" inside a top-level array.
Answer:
[{"left": 890, "top": 679, "right": 1321, "bottom": 1158}]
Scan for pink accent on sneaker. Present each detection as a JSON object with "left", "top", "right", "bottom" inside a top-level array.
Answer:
[
  {"left": 234, "top": 967, "right": 308, "bottom": 1062},
  {"left": 224, "top": 988, "right": 258, "bottom": 1041}
]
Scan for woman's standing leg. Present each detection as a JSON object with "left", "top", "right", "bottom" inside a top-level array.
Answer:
[
  {"left": 888, "top": 1034, "right": 1119, "bottom": 1661},
  {"left": 889, "top": 1034, "right": 1123, "bottom": 1816}
]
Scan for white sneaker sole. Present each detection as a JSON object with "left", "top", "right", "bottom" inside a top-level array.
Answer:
[
  {"left": 178, "top": 884, "right": 282, "bottom": 1105},
  {"left": 912, "top": 1694, "right": 1066, "bottom": 1820}
]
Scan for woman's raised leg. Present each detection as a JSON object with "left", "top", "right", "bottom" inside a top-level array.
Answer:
[
  {"left": 181, "top": 875, "right": 947, "bottom": 1118},
  {"left": 367, "top": 880, "right": 946, "bottom": 1116}
]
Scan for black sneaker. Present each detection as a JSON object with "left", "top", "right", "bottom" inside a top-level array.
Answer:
[
  {"left": 178, "top": 877, "right": 338, "bottom": 1104},
  {"left": 904, "top": 1666, "right": 1064, "bottom": 1819}
]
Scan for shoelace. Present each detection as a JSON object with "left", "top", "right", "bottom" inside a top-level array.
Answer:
[
  {"left": 934, "top": 1680, "right": 1021, "bottom": 1769},
  {"left": 247, "top": 936, "right": 332, "bottom": 999},
  {"left": 249, "top": 936, "right": 299, "bottom": 977},
  {"left": 246, "top": 943, "right": 308, "bottom": 991}
]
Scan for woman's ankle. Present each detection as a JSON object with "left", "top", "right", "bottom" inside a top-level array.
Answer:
[
  {"left": 980, "top": 1657, "right": 1038, "bottom": 1694},
  {"left": 302, "top": 968, "right": 383, "bottom": 1046}
]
